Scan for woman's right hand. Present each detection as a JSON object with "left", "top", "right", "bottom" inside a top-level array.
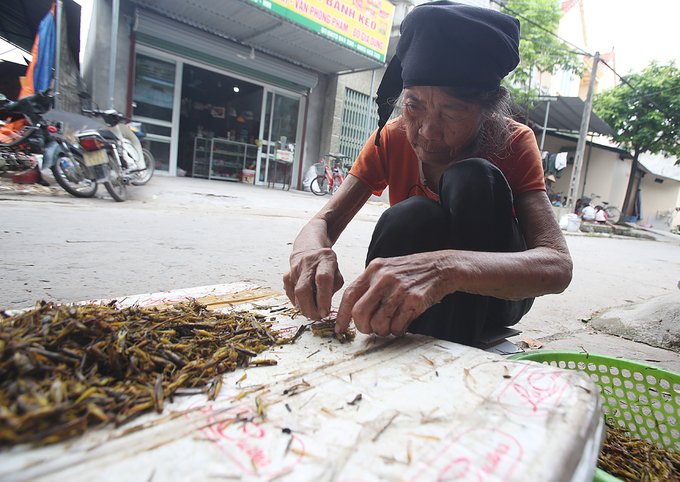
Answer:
[
  {"left": 283, "top": 175, "right": 373, "bottom": 320},
  {"left": 284, "top": 247, "right": 344, "bottom": 320}
]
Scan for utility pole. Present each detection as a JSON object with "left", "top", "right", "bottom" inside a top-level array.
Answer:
[
  {"left": 567, "top": 52, "right": 599, "bottom": 209},
  {"left": 54, "top": 0, "right": 63, "bottom": 109},
  {"left": 109, "top": 0, "right": 120, "bottom": 109}
]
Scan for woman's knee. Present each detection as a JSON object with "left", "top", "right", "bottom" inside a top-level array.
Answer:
[
  {"left": 376, "top": 196, "right": 445, "bottom": 234},
  {"left": 439, "top": 158, "right": 513, "bottom": 210},
  {"left": 367, "top": 196, "right": 448, "bottom": 263}
]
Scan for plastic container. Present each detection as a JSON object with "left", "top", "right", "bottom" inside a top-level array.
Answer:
[
  {"left": 566, "top": 216, "right": 582, "bottom": 232},
  {"left": 509, "top": 351, "right": 680, "bottom": 481},
  {"left": 239, "top": 169, "right": 255, "bottom": 184},
  {"left": 12, "top": 166, "right": 41, "bottom": 184}
]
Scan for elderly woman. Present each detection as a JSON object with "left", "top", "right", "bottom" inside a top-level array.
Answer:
[{"left": 283, "top": 1, "right": 572, "bottom": 347}]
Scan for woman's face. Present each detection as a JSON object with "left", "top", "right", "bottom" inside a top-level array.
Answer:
[{"left": 401, "top": 86, "right": 485, "bottom": 167}]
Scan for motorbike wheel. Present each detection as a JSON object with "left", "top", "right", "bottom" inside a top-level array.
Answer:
[
  {"left": 51, "top": 152, "right": 98, "bottom": 198},
  {"left": 330, "top": 175, "right": 343, "bottom": 195},
  {"left": 310, "top": 176, "right": 327, "bottom": 196},
  {"left": 131, "top": 148, "right": 155, "bottom": 186},
  {"left": 104, "top": 155, "right": 127, "bottom": 202}
]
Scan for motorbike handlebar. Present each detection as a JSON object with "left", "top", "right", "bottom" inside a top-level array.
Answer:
[{"left": 81, "top": 108, "right": 131, "bottom": 126}]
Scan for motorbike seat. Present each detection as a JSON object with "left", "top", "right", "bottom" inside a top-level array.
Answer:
[{"left": 95, "top": 129, "right": 119, "bottom": 141}]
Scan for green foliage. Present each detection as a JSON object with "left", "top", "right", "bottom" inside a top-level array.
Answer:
[
  {"left": 593, "top": 60, "right": 680, "bottom": 163},
  {"left": 502, "top": 0, "right": 584, "bottom": 107}
]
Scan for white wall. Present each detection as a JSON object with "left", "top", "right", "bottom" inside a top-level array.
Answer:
[
  {"left": 581, "top": 149, "right": 631, "bottom": 207},
  {"left": 541, "top": 134, "right": 631, "bottom": 208},
  {"left": 638, "top": 174, "right": 680, "bottom": 228},
  {"left": 541, "top": 133, "right": 680, "bottom": 227}
]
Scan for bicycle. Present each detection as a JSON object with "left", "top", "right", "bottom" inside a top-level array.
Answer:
[{"left": 310, "top": 153, "right": 350, "bottom": 196}]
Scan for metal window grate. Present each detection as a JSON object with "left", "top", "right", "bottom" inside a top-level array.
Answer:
[{"left": 339, "top": 88, "right": 379, "bottom": 169}]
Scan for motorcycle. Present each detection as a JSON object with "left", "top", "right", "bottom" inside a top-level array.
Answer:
[
  {"left": 76, "top": 93, "right": 154, "bottom": 202},
  {"left": 0, "top": 89, "right": 97, "bottom": 198}
]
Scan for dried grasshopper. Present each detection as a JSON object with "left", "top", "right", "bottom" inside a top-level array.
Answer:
[
  {"left": 0, "top": 299, "right": 292, "bottom": 446},
  {"left": 310, "top": 320, "right": 355, "bottom": 344},
  {"left": 598, "top": 422, "right": 680, "bottom": 481}
]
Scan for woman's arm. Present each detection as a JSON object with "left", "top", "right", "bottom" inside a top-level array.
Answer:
[
  {"left": 283, "top": 174, "right": 373, "bottom": 319},
  {"left": 335, "top": 190, "right": 572, "bottom": 336}
]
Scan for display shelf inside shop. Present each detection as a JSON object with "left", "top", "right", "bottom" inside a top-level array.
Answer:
[
  {"left": 193, "top": 137, "right": 257, "bottom": 181},
  {"left": 192, "top": 137, "right": 210, "bottom": 179}
]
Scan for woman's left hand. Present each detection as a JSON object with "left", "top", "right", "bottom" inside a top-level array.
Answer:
[{"left": 335, "top": 252, "right": 451, "bottom": 336}]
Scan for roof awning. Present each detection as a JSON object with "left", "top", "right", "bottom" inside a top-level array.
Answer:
[
  {"left": 528, "top": 96, "right": 616, "bottom": 137},
  {"left": 129, "top": 0, "right": 391, "bottom": 75}
]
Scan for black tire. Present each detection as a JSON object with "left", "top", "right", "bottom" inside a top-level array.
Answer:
[
  {"left": 51, "top": 151, "right": 97, "bottom": 198},
  {"left": 131, "top": 148, "right": 155, "bottom": 186},
  {"left": 104, "top": 155, "right": 127, "bottom": 202},
  {"left": 331, "top": 174, "right": 343, "bottom": 195},
  {"left": 310, "top": 175, "right": 327, "bottom": 196}
]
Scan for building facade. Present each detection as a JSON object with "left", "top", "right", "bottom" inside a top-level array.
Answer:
[
  {"left": 81, "top": 0, "right": 502, "bottom": 189},
  {"left": 82, "top": 0, "right": 395, "bottom": 189}
]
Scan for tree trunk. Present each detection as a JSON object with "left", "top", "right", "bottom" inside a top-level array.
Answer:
[{"left": 619, "top": 151, "right": 640, "bottom": 224}]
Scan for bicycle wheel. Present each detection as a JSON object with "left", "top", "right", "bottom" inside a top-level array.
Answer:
[
  {"left": 104, "top": 154, "right": 127, "bottom": 202},
  {"left": 330, "top": 174, "right": 343, "bottom": 195},
  {"left": 310, "top": 176, "right": 327, "bottom": 196},
  {"left": 52, "top": 151, "right": 97, "bottom": 198},
  {"left": 605, "top": 206, "right": 623, "bottom": 224},
  {"left": 130, "top": 148, "right": 155, "bottom": 186}
]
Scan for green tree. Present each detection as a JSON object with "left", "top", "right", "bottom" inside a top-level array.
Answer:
[
  {"left": 593, "top": 60, "right": 680, "bottom": 221},
  {"left": 500, "top": 0, "right": 584, "bottom": 111}
]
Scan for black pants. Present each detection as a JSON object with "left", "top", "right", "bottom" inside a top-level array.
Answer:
[{"left": 366, "top": 158, "right": 534, "bottom": 346}]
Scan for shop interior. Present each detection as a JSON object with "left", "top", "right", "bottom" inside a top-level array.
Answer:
[{"left": 177, "top": 65, "right": 263, "bottom": 177}]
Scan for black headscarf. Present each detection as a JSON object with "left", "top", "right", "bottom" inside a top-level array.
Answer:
[{"left": 374, "top": 1, "right": 520, "bottom": 146}]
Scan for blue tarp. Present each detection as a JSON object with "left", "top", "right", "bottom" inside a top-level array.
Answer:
[{"left": 33, "top": 8, "right": 56, "bottom": 92}]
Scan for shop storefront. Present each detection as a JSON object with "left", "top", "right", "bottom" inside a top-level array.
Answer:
[
  {"left": 127, "top": 10, "right": 312, "bottom": 187},
  {"left": 83, "top": 1, "right": 394, "bottom": 189},
  {"left": 132, "top": 48, "right": 302, "bottom": 186}
]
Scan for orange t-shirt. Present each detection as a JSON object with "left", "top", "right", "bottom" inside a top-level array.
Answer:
[{"left": 349, "top": 117, "right": 546, "bottom": 206}]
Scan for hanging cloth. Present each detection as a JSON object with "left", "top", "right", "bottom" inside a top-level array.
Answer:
[
  {"left": 18, "top": 3, "right": 56, "bottom": 98},
  {"left": 555, "top": 152, "right": 568, "bottom": 171}
]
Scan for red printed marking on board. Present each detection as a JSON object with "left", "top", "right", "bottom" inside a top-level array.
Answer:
[
  {"left": 496, "top": 364, "right": 572, "bottom": 417},
  {"left": 410, "top": 427, "right": 522, "bottom": 481},
  {"left": 186, "top": 397, "right": 304, "bottom": 477}
]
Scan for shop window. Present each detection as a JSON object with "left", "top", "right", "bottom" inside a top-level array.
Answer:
[
  {"left": 133, "top": 54, "right": 176, "bottom": 173},
  {"left": 143, "top": 124, "right": 172, "bottom": 137},
  {"left": 145, "top": 139, "right": 171, "bottom": 173},
  {"left": 133, "top": 55, "right": 175, "bottom": 122}
]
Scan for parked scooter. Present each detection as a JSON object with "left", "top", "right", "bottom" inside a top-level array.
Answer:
[
  {"left": 75, "top": 93, "right": 154, "bottom": 202},
  {"left": 0, "top": 89, "right": 97, "bottom": 198}
]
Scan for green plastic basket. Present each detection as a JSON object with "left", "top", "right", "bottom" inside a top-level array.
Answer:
[{"left": 509, "top": 351, "right": 680, "bottom": 481}]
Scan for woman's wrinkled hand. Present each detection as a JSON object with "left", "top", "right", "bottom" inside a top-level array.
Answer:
[
  {"left": 335, "top": 253, "right": 449, "bottom": 337},
  {"left": 283, "top": 247, "right": 344, "bottom": 320}
]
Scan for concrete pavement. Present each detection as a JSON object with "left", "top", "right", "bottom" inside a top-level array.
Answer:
[{"left": 2, "top": 174, "right": 680, "bottom": 372}]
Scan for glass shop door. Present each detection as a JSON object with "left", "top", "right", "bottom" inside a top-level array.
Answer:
[{"left": 256, "top": 90, "right": 301, "bottom": 187}]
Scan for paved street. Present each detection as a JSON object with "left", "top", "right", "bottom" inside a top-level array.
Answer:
[{"left": 2, "top": 174, "right": 680, "bottom": 371}]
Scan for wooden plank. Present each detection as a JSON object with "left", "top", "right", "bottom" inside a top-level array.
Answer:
[
  {"left": 141, "top": 287, "right": 284, "bottom": 310},
  {"left": 195, "top": 288, "right": 283, "bottom": 310}
]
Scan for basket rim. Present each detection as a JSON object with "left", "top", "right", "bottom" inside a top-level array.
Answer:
[{"left": 509, "top": 350, "right": 680, "bottom": 380}]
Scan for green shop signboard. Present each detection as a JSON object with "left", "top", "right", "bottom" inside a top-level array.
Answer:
[{"left": 247, "top": 0, "right": 394, "bottom": 63}]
